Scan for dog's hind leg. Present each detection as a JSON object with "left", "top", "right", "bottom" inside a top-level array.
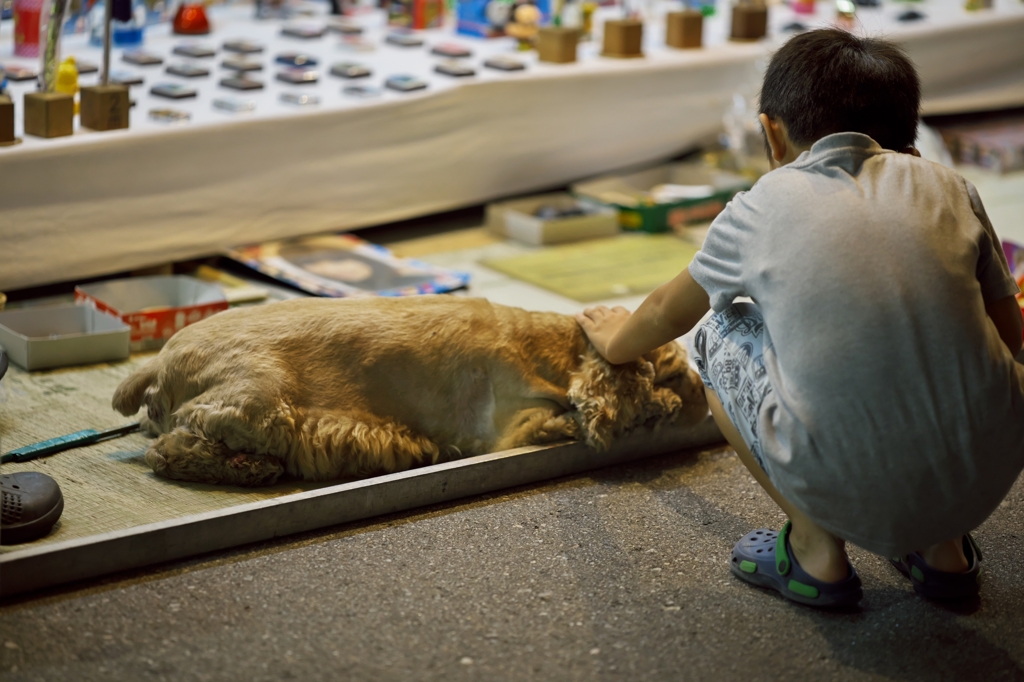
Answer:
[
  {"left": 170, "top": 398, "right": 442, "bottom": 482},
  {"left": 288, "top": 410, "right": 443, "bottom": 480},
  {"left": 146, "top": 427, "right": 285, "bottom": 486},
  {"left": 494, "top": 407, "right": 579, "bottom": 451}
]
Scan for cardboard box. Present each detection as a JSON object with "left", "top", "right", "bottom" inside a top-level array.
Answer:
[
  {"left": 80, "top": 84, "right": 131, "bottom": 132},
  {"left": 486, "top": 193, "right": 619, "bottom": 245},
  {"left": 0, "top": 305, "right": 131, "bottom": 371},
  {"left": 0, "top": 95, "right": 19, "bottom": 146},
  {"left": 666, "top": 10, "right": 702, "bottom": 49},
  {"left": 75, "top": 276, "right": 228, "bottom": 352},
  {"left": 572, "top": 162, "right": 750, "bottom": 233},
  {"left": 538, "top": 26, "right": 579, "bottom": 63},
  {"left": 602, "top": 19, "right": 643, "bottom": 58},
  {"left": 23, "top": 91, "right": 74, "bottom": 139},
  {"left": 730, "top": 3, "right": 767, "bottom": 41}
]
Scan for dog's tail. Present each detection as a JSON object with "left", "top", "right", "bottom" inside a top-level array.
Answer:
[{"left": 112, "top": 361, "right": 160, "bottom": 416}]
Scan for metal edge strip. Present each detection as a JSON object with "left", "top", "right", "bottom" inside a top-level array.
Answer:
[{"left": 0, "top": 418, "right": 722, "bottom": 597}]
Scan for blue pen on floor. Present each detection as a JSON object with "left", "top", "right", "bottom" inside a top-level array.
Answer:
[{"left": 1, "top": 423, "right": 141, "bottom": 464}]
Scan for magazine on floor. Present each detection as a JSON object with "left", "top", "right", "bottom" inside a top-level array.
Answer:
[{"left": 226, "top": 234, "right": 470, "bottom": 298}]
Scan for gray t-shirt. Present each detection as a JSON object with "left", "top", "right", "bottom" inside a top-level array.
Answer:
[{"left": 689, "top": 132, "right": 1024, "bottom": 557}]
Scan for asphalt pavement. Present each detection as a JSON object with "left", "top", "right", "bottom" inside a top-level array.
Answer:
[{"left": 2, "top": 444, "right": 1023, "bottom": 682}]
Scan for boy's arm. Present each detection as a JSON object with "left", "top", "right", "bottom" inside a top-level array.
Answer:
[
  {"left": 986, "top": 294, "right": 1023, "bottom": 357},
  {"left": 576, "top": 268, "right": 711, "bottom": 364}
]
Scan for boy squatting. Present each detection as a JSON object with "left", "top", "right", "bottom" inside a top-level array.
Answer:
[{"left": 576, "top": 28, "right": 1024, "bottom": 608}]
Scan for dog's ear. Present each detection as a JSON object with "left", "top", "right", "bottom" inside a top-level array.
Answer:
[{"left": 568, "top": 351, "right": 655, "bottom": 450}]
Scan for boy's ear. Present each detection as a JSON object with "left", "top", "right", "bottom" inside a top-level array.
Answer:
[
  {"left": 758, "top": 113, "right": 787, "bottom": 164},
  {"left": 900, "top": 146, "right": 921, "bottom": 157}
]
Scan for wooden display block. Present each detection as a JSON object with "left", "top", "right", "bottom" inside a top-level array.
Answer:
[
  {"left": 730, "top": 3, "right": 767, "bottom": 41},
  {"left": 23, "top": 92, "right": 74, "bottom": 139},
  {"left": 666, "top": 10, "right": 702, "bottom": 49},
  {"left": 0, "top": 96, "right": 19, "bottom": 146},
  {"left": 538, "top": 26, "right": 580, "bottom": 63},
  {"left": 80, "top": 84, "right": 130, "bottom": 131},
  {"left": 602, "top": 18, "right": 644, "bottom": 58}
]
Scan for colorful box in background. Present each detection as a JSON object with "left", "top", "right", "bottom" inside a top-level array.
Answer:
[
  {"left": 389, "top": 0, "right": 445, "bottom": 30},
  {"left": 457, "top": 0, "right": 550, "bottom": 38},
  {"left": 572, "top": 161, "right": 750, "bottom": 233},
  {"left": 1007, "top": 238, "right": 1024, "bottom": 348},
  {"left": 1003, "top": 241, "right": 1024, "bottom": 343},
  {"left": 75, "top": 275, "right": 228, "bottom": 352},
  {"left": 937, "top": 119, "right": 1024, "bottom": 174}
]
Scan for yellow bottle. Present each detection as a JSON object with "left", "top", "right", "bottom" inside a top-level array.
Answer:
[
  {"left": 55, "top": 56, "right": 80, "bottom": 115},
  {"left": 581, "top": 1, "right": 596, "bottom": 40}
]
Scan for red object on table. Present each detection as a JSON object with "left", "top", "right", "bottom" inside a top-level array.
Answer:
[
  {"left": 388, "top": 0, "right": 445, "bottom": 30},
  {"left": 13, "top": 0, "right": 44, "bottom": 57},
  {"left": 74, "top": 277, "right": 229, "bottom": 352},
  {"left": 173, "top": 3, "right": 211, "bottom": 34}
]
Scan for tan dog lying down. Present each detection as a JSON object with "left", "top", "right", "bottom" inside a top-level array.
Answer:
[{"left": 113, "top": 296, "right": 707, "bottom": 486}]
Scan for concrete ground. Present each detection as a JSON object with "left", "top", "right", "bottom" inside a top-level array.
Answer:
[{"left": 2, "top": 443, "right": 1024, "bottom": 682}]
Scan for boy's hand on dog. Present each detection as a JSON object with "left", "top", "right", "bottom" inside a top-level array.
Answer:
[{"left": 576, "top": 306, "right": 631, "bottom": 361}]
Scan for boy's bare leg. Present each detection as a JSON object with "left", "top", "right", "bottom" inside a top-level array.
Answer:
[
  {"left": 706, "top": 387, "right": 970, "bottom": 577},
  {"left": 706, "top": 387, "right": 851, "bottom": 583}
]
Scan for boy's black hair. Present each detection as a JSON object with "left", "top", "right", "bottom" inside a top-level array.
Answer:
[{"left": 759, "top": 29, "right": 920, "bottom": 152}]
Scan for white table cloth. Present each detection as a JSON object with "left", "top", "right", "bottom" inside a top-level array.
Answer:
[{"left": 1, "top": 0, "right": 1022, "bottom": 290}]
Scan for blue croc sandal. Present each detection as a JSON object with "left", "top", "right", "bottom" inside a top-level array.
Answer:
[
  {"left": 730, "top": 521, "right": 863, "bottom": 608},
  {"left": 889, "top": 534, "right": 982, "bottom": 600}
]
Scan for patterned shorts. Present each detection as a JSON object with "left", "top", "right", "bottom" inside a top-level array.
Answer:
[{"left": 693, "top": 303, "right": 773, "bottom": 473}]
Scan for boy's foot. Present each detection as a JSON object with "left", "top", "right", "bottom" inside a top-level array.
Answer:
[
  {"left": 889, "top": 535, "right": 982, "bottom": 600},
  {"left": 919, "top": 539, "right": 969, "bottom": 573},
  {"left": 730, "top": 521, "right": 863, "bottom": 608}
]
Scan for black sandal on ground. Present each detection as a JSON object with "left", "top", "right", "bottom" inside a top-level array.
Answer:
[
  {"left": 890, "top": 535, "right": 982, "bottom": 600},
  {"left": 1, "top": 472, "right": 65, "bottom": 544}
]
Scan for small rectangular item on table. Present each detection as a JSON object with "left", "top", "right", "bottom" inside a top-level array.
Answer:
[
  {"left": 0, "top": 305, "right": 130, "bottom": 371},
  {"left": 487, "top": 192, "right": 619, "bottom": 245}
]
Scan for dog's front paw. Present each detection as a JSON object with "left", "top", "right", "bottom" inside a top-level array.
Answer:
[
  {"left": 227, "top": 453, "right": 286, "bottom": 486},
  {"left": 144, "top": 428, "right": 284, "bottom": 486},
  {"left": 144, "top": 447, "right": 168, "bottom": 475}
]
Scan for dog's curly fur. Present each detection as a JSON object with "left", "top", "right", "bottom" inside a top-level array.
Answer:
[{"left": 112, "top": 296, "right": 707, "bottom": 486}]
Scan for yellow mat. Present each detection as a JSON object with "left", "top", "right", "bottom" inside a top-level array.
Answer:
[
  {"left": 0, "top": 356, "right": 331, "bottom": 553},
  {"left": 480, "top": 233, "right": 700, "bottom": 302}
]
